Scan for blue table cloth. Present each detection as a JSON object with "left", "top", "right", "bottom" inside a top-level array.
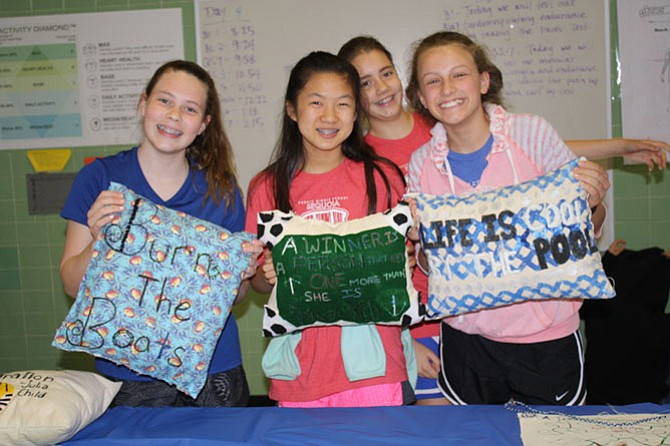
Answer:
[{"left": 62, "top": 403, "right": 670, "bottom": 445}]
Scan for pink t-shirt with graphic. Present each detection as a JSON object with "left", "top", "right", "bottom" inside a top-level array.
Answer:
[{"left": 246, "top": 157, "right": 408, "bottom": 403}]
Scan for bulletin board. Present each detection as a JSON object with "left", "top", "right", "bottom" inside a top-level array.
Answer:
[
  {"left": 618, "top": 1, "right": 670, "bottom": 148},
  {"left": 0, "top": 9, "right": 183, "bottom": 150},
  {"left": 194, "top": 0, "right": 610, "bottom": 194}
]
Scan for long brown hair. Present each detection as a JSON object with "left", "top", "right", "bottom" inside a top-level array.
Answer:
[{"left": 143, "top": 60, "right": 240, "bottom": 208}]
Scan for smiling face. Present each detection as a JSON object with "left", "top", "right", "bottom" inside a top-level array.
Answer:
[
  {"left": 350, "top": 49, "right": 404, "bottom": 124},
  {"left": 287, "top": 71, "right": 356, "bottom": 165},
  {"left": 417, "top": 43, "right": 490, "bottom": 133},
  {"left": 139, "top": 69, "right": 210, "bottom": 157}
]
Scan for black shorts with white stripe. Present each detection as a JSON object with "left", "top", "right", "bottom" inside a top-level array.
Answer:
[{"left": 437, "top": 323, "right": 586, "bottom": 406}]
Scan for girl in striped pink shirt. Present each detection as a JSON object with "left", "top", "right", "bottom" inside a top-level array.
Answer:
[{"left": 405, "top": 31, "right": 610, "bottom": 406}]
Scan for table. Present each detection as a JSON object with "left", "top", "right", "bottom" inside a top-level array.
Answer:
[{"left": 62, "top": 403, "right": 670, "bottom": 445}]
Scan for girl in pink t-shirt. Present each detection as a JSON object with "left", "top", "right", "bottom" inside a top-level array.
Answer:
[{"left": 246, "top": 51, "right": 411, "bottom": 407}]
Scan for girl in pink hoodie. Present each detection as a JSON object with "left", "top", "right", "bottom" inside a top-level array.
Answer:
[{"left": 406, "top": 31, "right": 610, "bottom": 406}]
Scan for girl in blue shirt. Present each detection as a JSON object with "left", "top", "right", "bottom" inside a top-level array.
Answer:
[{"left": 60, "top": 60, "right": 260, "bottom": 407}]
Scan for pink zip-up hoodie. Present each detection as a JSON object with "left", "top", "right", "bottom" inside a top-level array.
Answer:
[{"left": 408, "top": 103, "right": 583, "bottom": 344}]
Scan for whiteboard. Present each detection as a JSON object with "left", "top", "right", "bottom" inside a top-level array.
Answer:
[{"left": 195, "top": 0, "right": 610, "bottom": 194}]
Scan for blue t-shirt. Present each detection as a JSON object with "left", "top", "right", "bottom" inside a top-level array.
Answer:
[
  {"left": 447, "top": 133, "right": 493, "bottom": 187},
  {"left": 61, "top": 146, "right": 246, "bottom": 381}
]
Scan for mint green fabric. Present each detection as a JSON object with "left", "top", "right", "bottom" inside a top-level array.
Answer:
[
  {"left": 262, "top": 332, "right": 302, "bottom": 380},
  {"left": 262, "top": 325, "right": 418, "bottom": 386},
  {"left": 262, "top": 326, "right": 389, "bottom": 382},
  {"left": 340, "top": 325, "right": 386, "bottom": 382},
  {"left": 401, "top": 328, "right": 417, "bottom": 389}
]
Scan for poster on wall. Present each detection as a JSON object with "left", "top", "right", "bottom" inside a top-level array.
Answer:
[
  {"left": 618, "top": 1, "right": 670, "bottom": 164},
  {"left": 0, "top": 9, "right": 183, "bottom": 150}
]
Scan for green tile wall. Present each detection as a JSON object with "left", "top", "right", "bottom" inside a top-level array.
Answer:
[
  {"left": 1, "top": 0, "right": 667, "bottom": 400},
  {"left": 612, "top": 161, "right": 670, "bottom": 248},
  {"left": 0, "top": 0, "right": 269, "bottom": 396},
  {"left": 608, "top": 1, "right": 670, "bottom": 251}
]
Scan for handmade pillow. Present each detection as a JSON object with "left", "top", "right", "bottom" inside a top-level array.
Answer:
[
  {"left": 410, "top": 158, "right": 615, "bottom": 318},
  {"left": 0, "top": 370, "right": 120, "bottom": 446},
  {"left": 258, "top": 203, "right": 424, "bottom": 336},
  {"left": 53, "top": 182, "right": 255, "bottom": 398}
]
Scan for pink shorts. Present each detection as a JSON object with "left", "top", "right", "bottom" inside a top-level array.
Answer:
[{"left": 278, "top": 383, "right": 403, "bottom": 408}]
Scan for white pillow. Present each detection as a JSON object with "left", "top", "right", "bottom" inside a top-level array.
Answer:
[{"left": 0, "top": 370, "right": 120, "bottom": 446}]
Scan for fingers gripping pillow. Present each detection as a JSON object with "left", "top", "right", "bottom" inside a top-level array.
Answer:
[
  {"left": 410, "top": 159, "right": 615, "bottom": 319},
  {"left": 52, "top": 183, "right": 255, "bottom": 398},
  {"left": 257, "top": 203, "right": 425, "bottom": 337}
]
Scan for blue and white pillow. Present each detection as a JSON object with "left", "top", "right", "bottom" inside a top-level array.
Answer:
[
  {"left": 409, "top": 159, "right": 615, "bottom": 318},
  {"left": 53, "top": 183, "right": 254, "bottom": 398}
]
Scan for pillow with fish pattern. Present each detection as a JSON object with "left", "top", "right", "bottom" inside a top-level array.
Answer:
[{"left": 53, "top": 183, "right": 254, "bottom": 397}]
